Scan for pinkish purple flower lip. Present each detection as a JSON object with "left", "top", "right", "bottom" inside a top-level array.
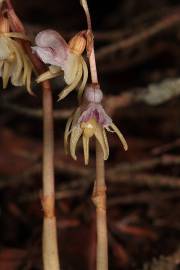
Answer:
[
  {"left": 78, "top": 103, "right": 112, "bottom": 127},
  {"left": 32, "top": 29, "right": 69, "bottom": 68}
]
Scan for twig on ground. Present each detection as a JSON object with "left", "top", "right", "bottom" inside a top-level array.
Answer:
[{"left": 96, "top": 9, "right": 180, "bottom": 60}]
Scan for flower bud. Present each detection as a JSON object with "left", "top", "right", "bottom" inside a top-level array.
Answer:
[
  {"left": 68, "top": 32, "right": 86, "bottom": 55},
  {"left": 84, "top": 85, "right": 103, "bottom": 103},
  {"left": 7, "top": 8, "right": 25, "bottom": 33},
  {"left": 0, "top": 16, "right": 10, "bottom": 33}
]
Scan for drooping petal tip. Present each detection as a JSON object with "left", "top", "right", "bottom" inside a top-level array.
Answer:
[{"left": 110, "top": 123, "right": 128, "bottom": 151}]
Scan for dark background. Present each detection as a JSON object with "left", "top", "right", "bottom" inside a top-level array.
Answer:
[{"left": 0, "top": 0, "right": 180, "bottom": 269}]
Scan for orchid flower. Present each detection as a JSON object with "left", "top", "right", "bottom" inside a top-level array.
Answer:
[
  {"left": 32, "top": 30, "right": 88, "bottom": 100},
  {"left": 64, "top": 85, "right": 128, "bottom": 165},
  {"left": 0, "top": 16, "right": 33, "bottom": 93}
]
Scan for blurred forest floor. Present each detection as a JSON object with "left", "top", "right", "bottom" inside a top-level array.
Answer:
[{"left": 0, "top": 0, "right": 180, "bottom": 269}]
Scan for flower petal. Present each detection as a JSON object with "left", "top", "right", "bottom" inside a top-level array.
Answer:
[
  {"left": 83, "top": 135, "right": 90, "bottom": 165},
  {"left": 71, "top": 107, "right": 81, "bottom": 129},
  {"left": 63, "top": 53, "right": 79, "bottom": 84},
  {"left": 64, "top": 114, "right": 73, "bottom": 154},
  {"left": 25, "top": 58, "right": 33, "bottom": 95},
  {"left": 103, "top": 129, "right": 109, "bottom": 157},
  {"left": 69, "top": 108, "right": 82, "bottom": 160},
  {"left": 0, "top": 61, "right": 3, "bottom": 77},
  {"left": 34, "top": 29, "right": 68, "bottom": 67},
  {"left": 78, "top": 56, "right": 88, "bottom": 101},
  {"left": 2, "top": 61, "right": 11, "bottom": 88},
  {"left": 58, "top": 59, "right": 82, "bottom": 100},
  {"left": 36, "top": 69, "right": 62, "bottom": 83},
  {"left": 70, "top": 127, "right": 83, "bottom": 160},
  {"left": 110, "top": 123, "right": 128, "bottom": 151},
  {"left": 10, "top": 39, "right": 23, "bottom": 86},
  {"left": 0, "top": 37, "right": 11, "bottom": 60},
  {"left": 32, "top": 46, "right": 59, "bottom": 66},
  {"left": 78, "top": 103, "right": 112, "bottom": 127},
  {"left": 94, "top": 123, "right": 109, "bottom": 160},
  {"left": 4, "top": 32, "right": 30, "bottom": 40}
]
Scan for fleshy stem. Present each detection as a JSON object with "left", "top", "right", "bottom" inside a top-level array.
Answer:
[
  {"left": 42, "top": 81, "right": 60, "bottom": 270},
  {"left": 81, "top": 1, "right": 108, "bottom": 270},
  {"left": 5, "top": 1, "right": 60, "bottom": 269}
]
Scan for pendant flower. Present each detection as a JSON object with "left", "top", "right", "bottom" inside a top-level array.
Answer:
[
  {"left": 0, "top": 16, "right": 33, "bottom": 93},
  {"left": 32, "top": 30, "right": 88, "bottom": 100},
  {"left": 64, "top": 85, "right": 128, "bottom": 165}
]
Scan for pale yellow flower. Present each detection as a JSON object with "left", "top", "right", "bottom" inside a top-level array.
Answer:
[
  {"left": 64, "top": 86, "right": 128, "bottom": 165},
  {"left": 0, "top": 15, "right": 33, "bottom": 93},
  {"left": 33, "top": 30, "right": 88, "bottom": 100},
  {"left": 0, "top": 32, "right": 33, "bottom": 93}
]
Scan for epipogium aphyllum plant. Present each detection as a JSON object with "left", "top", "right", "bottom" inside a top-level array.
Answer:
[
  {"left": 0, "top": 1, "right": 60, "bottom": 270},
  {"left": 80, "top": 1, "right": 128, "bottom": 269},
  {"left": 33, "top": 0, "right": 128, "bottom": 270}
]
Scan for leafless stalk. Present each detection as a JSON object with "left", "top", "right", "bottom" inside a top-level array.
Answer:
[
  {"left": 81, "top": 1, "right": 108, "bottom": 269},
  {"left": 5, "top": 1, "right": 60, "bottom": 269}
]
